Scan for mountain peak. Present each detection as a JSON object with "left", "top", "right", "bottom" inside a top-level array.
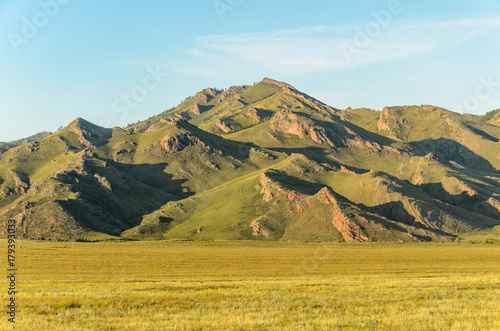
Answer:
[
  {"left": 261, "top": 77, "right": 296, "bottom": 90},
  {"left": 68, "top": 117, "right": 95, "bottom": 129},
  {"left": 66, "top": 118, "right": 111, "bottom": 148}
]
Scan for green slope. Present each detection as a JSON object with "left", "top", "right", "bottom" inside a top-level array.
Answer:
[{"left": 1, "top": 78, "right": 499, "bottom": 242}]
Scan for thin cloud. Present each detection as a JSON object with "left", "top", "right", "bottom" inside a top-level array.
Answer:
[
  {"left": 169, "top": 17, "right": 499, "bottom": 76},
  {"left": 400, "top": 16, "right": 500, "bottom": 30}
]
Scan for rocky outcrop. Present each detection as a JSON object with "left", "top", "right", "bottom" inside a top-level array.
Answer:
[
  {"left": 458, "top": 180, "right": 483, "bottom": 200},
  {"left": 94, "top": 173, "right": 112, "bottom": 192},
  {"left": 250, "top": 148, "right": 276, "bottom": 160},
  {"left": 316, "top": 187, "right": 337, "bottom": 205},
  {"left": 68, "top": 118, "right": 112, "bottom": 148},
  {"left": 231, "top": 97, "right": 247, "bottom": 108},
  {"left": 270, "top": 110, "right": 338, "bottom": 147},
  {"left": 194, "top": 88, "right": 218, "bottom": 104},
  {"left": 315, "top": 187, "right": 369, "bottom": 242},
  {"left": 262, "top": 77, "right": 296, "bottom": 90},
  {"left": 203, "top": 161, "right": 220, "bottom": 171},
  {"left": 340, "top": 166, "right": 356, "bottom": 175},
  {"left": 259, "top": 170, "right": 306, "bottom": 212},
  {"left": 315, "top": 187, "right": 423, "bottom": 242},
  {"left": 161, "top": 133, "right": 201, "bottom": 153},
  {"left": 190, "top": 104, "right": 202, "bottom": 115},
  {"left": 377, "top": 106, "right": 413, "bottom": 141},
  {"left": 9, "top": 169, "right": 30, "bottom": 194},
  {"left": 250, "top": 217, "right": 272, "bottom": 238},
  {"left": 219, "top": 86, "right": 247, "bottom": 102},
  {"left": 491, "top": 113, "right": 500, "bottom": 126},
  {"left": 259, "top": 172, "right": 276, "bottom": 202},
  {"left": 330, "top": 205, "right": 370, "bottom": 242},
  {"left": 215, "top": 119, "right": 235, "bottom": 133},
  {"left": 26, "top": 141, "right": 39, "bottom": 154},
  {"left": 235, "top": 107, "right": 271, "bottom": 124}
]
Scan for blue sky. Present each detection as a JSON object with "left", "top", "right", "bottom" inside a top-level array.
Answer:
[{"left": 1, "top": 0, "right": 499, "bottom": 141}]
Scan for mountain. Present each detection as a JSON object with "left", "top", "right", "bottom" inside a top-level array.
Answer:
[
  {"left": 0, "top": 131, "right": 52, "bottom": 152},
  {"left": 1, "top": 78, "right": 499, "bottom": 242}
]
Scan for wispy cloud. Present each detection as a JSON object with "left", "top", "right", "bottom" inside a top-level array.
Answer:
[
  {"left": 400, "top": 16, "right": 500, "bottom": 29},
  {"left": 168, "top": 16, "right": 500, "bottom": 77}
]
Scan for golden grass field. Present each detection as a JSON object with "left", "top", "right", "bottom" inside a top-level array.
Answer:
[{"left": 2, "top": 240, "right": 500, "bottom": 330}]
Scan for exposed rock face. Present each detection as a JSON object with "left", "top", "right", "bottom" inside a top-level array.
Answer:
[
  {"left": 0, "top": 169, "right": 31, "bottom": 198},
  {"left": 259, "top": 170, "right": 299, "bottom": 201},
  {"left": 9, "top": 169, "right": 30, "bottom": 194},
  {"left": 330, "top": 205, "right": 370, "bottom": 242},
  {"left": 190, "top": 104, "right": 202, "bottom": 115},
  {"left": 203, "top": 161, "right": 220, "bottom": 171},
  {"left": 315, "top": 187, "right": 423, "bottom": 243},
  {"left": 250, "top": 217, "right": 272, "bottom": 238},
  {"left": 349, "top": 140, "right": 380, "bottom": 153},
  {"left": 491, "top": 112, "right": 500, "bottom": 126},
  {"left": 219, "top": 86, "right": 247, "bottom": 101},
  {"left": 215, "top": 119, "right": 235, "bottom": 133},
  {"left": 26, "top": 142, "right": 39, "bottom": 154},
  {"left": 457, "top": 181, "right": 483, "bottom": 199},
  {"left": 270, "top": 110, "right": 338, "bottom": 147},
  {"left": 316, "top": 187, "right": 369, "bottom": 242},
  {"left": 94, "top": 173, "right": 112, "bottom": 192},
  {"left": 259, "top": 172, "right": 276, "bottom": 202},
  {"left": 68, "top": 118, "right": 111, "bottom": 148},
  {"left": 235, "top": 107, "right": 271, "bottom": 124},
  {"left": 340, "top": 166, "right": 356, "bottom": 175},
  {"left": 250, "top": 148, "right": 275, "bottom": 160},
  {"left": 262, "top": 77, "right": 297, "bottom": 90},
  {"left": 259, "top": 170, "right": 306, "bottom": 212},
  {"left": 425, "top": 153, "right": 437, "bottom": 160},
  {"left": 231, "top": 97, "right": 247, "bottom": 107},
  {"left": 0, "top": 187, "right": 12, "bottom": 199},
  {"left": 194, "top": 88, "right": 218, "bottom": 104},
  {"left": 161, "top": 133, "right": 200, "bottom": 153},
  {"left": 316, "top": 187, "right": 337, "bottom": 205},
  {"left": 377, "top": 106, "right": 413, "bottom": 141}
]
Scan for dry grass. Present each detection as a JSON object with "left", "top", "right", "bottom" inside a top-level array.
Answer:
[{"left": 2, "top": 240, "right": 499, "bottom": 330}]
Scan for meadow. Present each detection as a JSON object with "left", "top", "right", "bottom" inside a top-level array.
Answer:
[{"left": 2, "top": 240, "right": 500, "bottom": 330}]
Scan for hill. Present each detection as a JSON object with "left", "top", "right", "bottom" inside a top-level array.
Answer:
[
  {"left": 0, "top": 131, "right": 52, "bottom": 152},
  {"left": 1, "top": 78, "right": 499, "bottom": 242}
]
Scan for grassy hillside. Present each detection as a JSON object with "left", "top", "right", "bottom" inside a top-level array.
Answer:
[
  {"left": 0, "top": 131, "right": 52, "bottom": 152},
  {"left": 1, "top": 78, "right": 499, "bottom": 241}
]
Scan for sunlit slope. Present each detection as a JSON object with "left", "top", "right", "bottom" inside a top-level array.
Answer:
[
  {"left": 0, "top": 117, "right": 285, "bottom": 240},
  {"left": 1, "top": 78, "right": 499, "bottom": 241}
]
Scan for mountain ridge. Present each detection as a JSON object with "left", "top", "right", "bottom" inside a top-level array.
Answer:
[{"left": 1, "top": 78, "right": 499, "bottom": 242}]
